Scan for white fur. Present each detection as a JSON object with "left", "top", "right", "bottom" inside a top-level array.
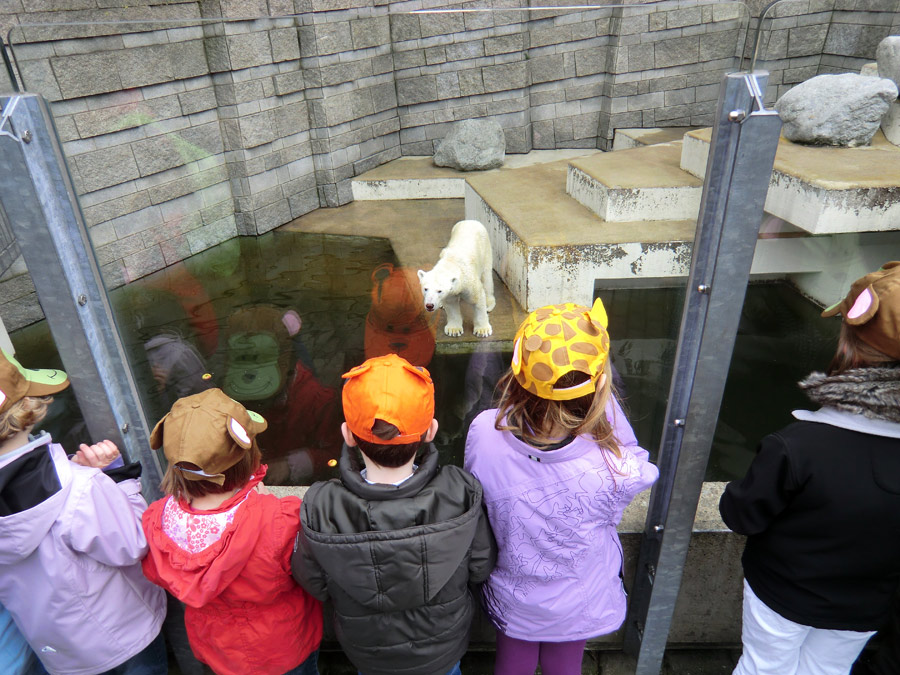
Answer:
[{"left": 417, "top": 220, "right": 495, "bottom": 338}]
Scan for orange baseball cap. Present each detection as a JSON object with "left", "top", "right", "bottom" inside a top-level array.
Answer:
[
  {"left": 341, "top": 353, "right": 435, "bottom": 445},
  {"left": 512, "top": 298, "right": 611, "bottom": 401},
  {"left": 0, "top": 349, "right": 70, "bottom": 415},
  {"left": 150, "top": 388, "right": 267, "bottom": 485}
]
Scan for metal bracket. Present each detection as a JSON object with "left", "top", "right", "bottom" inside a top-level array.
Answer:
[{"left": 0, "top": 95, "right": 21, "bottom": 143}]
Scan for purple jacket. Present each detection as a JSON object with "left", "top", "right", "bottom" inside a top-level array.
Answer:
[
  {"left": 0, "top": 434, "right": 165, "bottom": 675},
  {"left": 464, "top": 397, "right": 658, "bottom": 641}
]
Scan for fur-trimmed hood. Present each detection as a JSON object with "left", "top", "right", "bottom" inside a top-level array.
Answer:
[{"left": 799, "top": 366, "right": 900, "bottom": 424}]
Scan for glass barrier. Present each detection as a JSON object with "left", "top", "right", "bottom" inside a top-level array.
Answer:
[{"left": 4, "top": 0, "right": 899, "bottom": 488}]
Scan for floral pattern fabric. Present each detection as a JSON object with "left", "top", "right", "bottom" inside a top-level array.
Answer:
[{"left": 162, "top": 493, "right": 249, "bottom": 553}]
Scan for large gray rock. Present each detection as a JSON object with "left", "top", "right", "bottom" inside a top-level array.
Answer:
[
  {"left": 775, "top": 73, "right": 898, "bottom": 147},
  {"left": 433, "top": 119, "right": 506, "bottom": 171},
  {"left": 876, "top": 35, "right": 900, "bottom": 87}
]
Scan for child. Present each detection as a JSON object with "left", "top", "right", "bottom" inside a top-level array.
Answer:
[
  {"left": 464, "top": 299, "right": 659, "bottom": 675},
  {"left": 140, "top": 388, "right": 323, "bottom": 675},
  {"left": 0, "top": 349, "right": 167, "bottom": 675},
  {"left": 291, "top": 353, "right": 497, "bottom": 675},
  {"left": 720, "top": 262, "right": 900, "bottom": 675}
]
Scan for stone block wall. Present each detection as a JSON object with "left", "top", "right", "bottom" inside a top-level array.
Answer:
[
  {"left": 0, "top": 0, "right": 897, "bottom": 331},
  {"left": 750, "top": 0, "right": 899, "bottom": 103}
]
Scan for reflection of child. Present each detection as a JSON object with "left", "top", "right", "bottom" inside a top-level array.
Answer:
[
  {"left": 292, "top": 354, "right": 496, "bottom": 675},
  {"left": 465, "top": 300, "right": 658, "bottom": 675},
  {"left": 0, "top": 350, "right": 167, "bottom": 675},
  {"left": 141, "top": 389, "right": 323, "bottom": 675},
  {"left": 721, "top": 262, "right": 900, "bottom": 675}
]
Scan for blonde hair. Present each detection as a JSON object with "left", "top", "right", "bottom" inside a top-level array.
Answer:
[
  {"left": 0, "top": 396, "right": 53, "bottom": 444},
  {"left": 494, "top": 358, "right": 621, "bottom": 458},
  {"left": 160, "top": 442, "right": 261, "bottom": 500}
]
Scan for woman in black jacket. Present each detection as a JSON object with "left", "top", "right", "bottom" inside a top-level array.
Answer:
[{"left": 720, "top": 262, "right": 900, "bottom": 675}]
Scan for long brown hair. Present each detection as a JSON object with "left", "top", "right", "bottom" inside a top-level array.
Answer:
[
  {"left": 828, "top": 323, "right": 899, "bottom": 375},
  {"left": 494, "top": 359, "right": 621, "bottom": 457}
]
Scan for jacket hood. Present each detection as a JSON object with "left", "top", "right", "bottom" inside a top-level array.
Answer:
[
  {"left": 0, "top": 436, "right": 70, "bottom": 564},
  {"left": 301, "top": 445, "right": 483, "bottom": 611},
  {"left": 142, "top": 471, "right": 267, "bottom": 608}
]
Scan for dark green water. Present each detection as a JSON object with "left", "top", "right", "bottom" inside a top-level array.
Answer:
[{"left": 10, "top": 231, "right": 839, "bottom": 483}]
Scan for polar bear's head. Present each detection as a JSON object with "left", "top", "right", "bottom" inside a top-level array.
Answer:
[{"left": 417, "top": 267, "right": 459, "bottom": 312}]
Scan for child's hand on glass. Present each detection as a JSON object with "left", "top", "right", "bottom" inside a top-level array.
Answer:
[{"left": 71, "top": 440, "right": 121, "bottom": 469}]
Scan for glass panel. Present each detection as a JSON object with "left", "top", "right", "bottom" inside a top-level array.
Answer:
[{"left": 0, "top": 1, "right": 784, "bottom": 489}]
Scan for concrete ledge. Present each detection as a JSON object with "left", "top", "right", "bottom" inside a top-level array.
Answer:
[
  {"left": 682, "top": 128, "right": 900, "bottom": 235},
  {"left": 269, "top": 480, "right": 742, "bottom": 647}
]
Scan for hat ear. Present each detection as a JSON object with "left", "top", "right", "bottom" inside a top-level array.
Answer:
[
  {"left": 589, "top": 297, "right": 609, "bottom": 330},
  {"left": 845, "top": 285, "right": 880, "bottom": 326},
  {"left": 227, "top": 416, "right": 252, "bottom": 449},
  {"left": 149, "top": 414, "right": 168, "bottom": 450}
]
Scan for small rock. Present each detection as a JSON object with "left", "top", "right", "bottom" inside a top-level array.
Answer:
[
  {"left": 876, "top": 35, "right": 900, "bottom": 88},
  {"left": 433, "top": 119, "right": 506, "bottom": 171},
  {"left": 861, "top": 62, "right": 879, "bottom": 77},
  {"left": 775, "top": 73, "right": 898, "bottom": 147}
]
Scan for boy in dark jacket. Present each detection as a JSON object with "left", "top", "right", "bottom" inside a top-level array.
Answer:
[{"left": 291, "top": 353, "right": 496, "bottom": 675}]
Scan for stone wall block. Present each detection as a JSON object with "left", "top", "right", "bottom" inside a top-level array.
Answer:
[
  {"left": 618, "top": 13, "right": 649, "bottom": 36},
  {"left": 179, "top": 87, "right": 218, "bottom": 116},
  {"left": 483, "top": 61, "right": 528, "bottom": 93},
  {"left": 626, "top": 42, "right": 655, "bottom": 71},
  {"left": 666, "top": 6, "right": 703, "bottom": 29},
  {"left": 239, "top": 109, "right": 276, "bottom": 147},
  {"left": 116, "top": 45, "right": 176, "bottom": 90},
  {"left": 371, "top": 81, "right": 398, "bottom": 112},
  {"left": 435, "top": 71, "right": 460, "bottom": 99},
  {"left": 73, "top": 144, "right": 140, "bottom": 193},
  {"left": 446, "top": 40, "right": 485, "bottom": 61},
  {"left": 203, "top": 36, "right": 232, "bottom": 73},
  {"left": 170, "top": 40, "right": 208, "bottom": 80},
  {"left": 530, "top": 53, "right": 565, "bottom": 84},
  {"left": 315, "top": 21, "right": 352, "bottom": 56},
  {"left": 649, "top": 12, "right": 667, "bottom": 32},
  {"left": 825, "top": 23, "right": 890, "bottom": 59},
  {"left": 52, "top": 52, "right": 123, "bottom": 99},
  {"left": 227, "top": 31, "right": 273, "bottom": 70},
  {"left": 484, "top": 33, "right": 525, "bottom": 57},
  {"left": 575, "top": 46, "right": 608, "bottom": 76},
  {"left": 393, "top": 48, "right": 426, "bottom": 70},
  {"left": 700, "top": 29, "right": 741, "bottom": 61},
  {"left": 83, "top": 191, "right": 152, "bottom": 228},
  {"left": 530, "top": 25, "right": 573, "bottom": 49},
  {"left": 419, "top": 12, "right": 465, "bottom": 39},
  {"left": 187, "top": 215, "right": 238, "bottom": 253},
  {"left": 352, "top": 16, "right": 390, "bottom": 49},
  {"left": 396, "top": 74, "right": 437, "bottom": 105},
  {"left": 655, "top": 35, "right": 700, "bottom": 68},
  {"left": 425, "top": 45, "right": 446, "bottom": 66},
  {"left": 274, "top": 69, "right": 305, "bottom": 95},
  {"left": 319, "top": 60, "right": 373, "bottom": 87},
  {"left": 787, "top": 23, "right": 830, "bottom": 57},
  {"left": 389, "top": 14, "right": 420, "bottom": 42},
  {"left": 275, "top": 101, "right": 311, "bottom": 137},
  {"left": 271, "top": 27, "right": 302, "bottom": 62}
]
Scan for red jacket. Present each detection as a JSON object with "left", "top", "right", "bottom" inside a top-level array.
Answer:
[{"left": 142, "top": 467, "right": 322, "bottom": 675}]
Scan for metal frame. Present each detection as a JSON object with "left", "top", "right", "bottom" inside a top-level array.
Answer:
[
  {"left": 623, "top": 72, "right": 782, "bottom": 674},
  {"left": 0, "top": 93, "right": 162, "bottom": 497}
]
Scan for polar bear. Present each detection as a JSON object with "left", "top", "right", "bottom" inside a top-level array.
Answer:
[{"left": 417, "top": 220, "right": 496, "bottom": 338}]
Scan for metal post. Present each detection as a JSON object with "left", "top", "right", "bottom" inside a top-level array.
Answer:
[
  {"left": 623, "top": 72, "right": 782, "bottom": 674},
  {"left": 0, "top": 93, "right": 162, "bottom": 498}
]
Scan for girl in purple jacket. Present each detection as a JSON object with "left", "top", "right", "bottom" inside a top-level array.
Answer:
[
  {"left": 0, "top": 349, "right": 166, "bottom": 675},
  {"left": 464, "top": 299, "right": 658, "bottom": 675}
]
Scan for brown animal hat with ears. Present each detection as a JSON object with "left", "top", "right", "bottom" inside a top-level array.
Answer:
[{"left": 821, "top": 261, "right": 900, "bottom": 361}]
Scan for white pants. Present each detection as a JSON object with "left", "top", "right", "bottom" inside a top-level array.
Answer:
[{"left": 734, "top": 580, "right": 876, "bottom": 675}]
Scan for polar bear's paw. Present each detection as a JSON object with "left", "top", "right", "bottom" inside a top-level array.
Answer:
[
  {"left": 473, "top": 323, "right": 493, "bottom": 338},
  {"left": 486, "top": 296, "right": 496, "bottom": 312},
  {"left": 444, "top": 324, "right": 464, "bottom": 337}
]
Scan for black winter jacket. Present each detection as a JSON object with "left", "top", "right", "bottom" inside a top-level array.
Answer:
[
  {"left": 720, "top": 368, "right": 900, "bottom": 631},
  {"left": 291, "top": 443, "right": 496, "bottom": 675}
]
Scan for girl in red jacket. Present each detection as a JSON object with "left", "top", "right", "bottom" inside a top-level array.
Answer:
[{"left": 141, "top": 388, "right": 322, "bottom": 675}]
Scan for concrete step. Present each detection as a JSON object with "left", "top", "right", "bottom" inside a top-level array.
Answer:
[
  {"left": 567, "top": 142, "right": 703, "bottom": 223},
  {"left": 612, "top": 126, "right": 697, "bottom": 150},
  {"left": 463, "top": 158, "right": 698, "bottom": 311},
  {"left": 681, "top": 128, "right": 900, "bottom": 235}
]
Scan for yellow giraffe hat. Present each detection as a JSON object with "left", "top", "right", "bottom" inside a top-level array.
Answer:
[{"left": 511, "top": 298, "right": 611, "bottom": 401}]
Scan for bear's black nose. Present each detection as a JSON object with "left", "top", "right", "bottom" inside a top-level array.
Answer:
[{"left": 425, "top": 304, "right": 435, "bottom": 312}]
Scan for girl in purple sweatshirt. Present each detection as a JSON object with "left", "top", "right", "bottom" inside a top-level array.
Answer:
[{"left": 464, "top": 299, "right": 658, "bottom": 675}]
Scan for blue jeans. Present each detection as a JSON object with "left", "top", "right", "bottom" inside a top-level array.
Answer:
[
  {"left": 101, "top": 632, "right": 168, "bottom": 675},
  {"left": 360, "top": 661, "right": 459, "bottom": 675},
  {"left": 283, "top": 649, "right": 319, "bottom": 675}
]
